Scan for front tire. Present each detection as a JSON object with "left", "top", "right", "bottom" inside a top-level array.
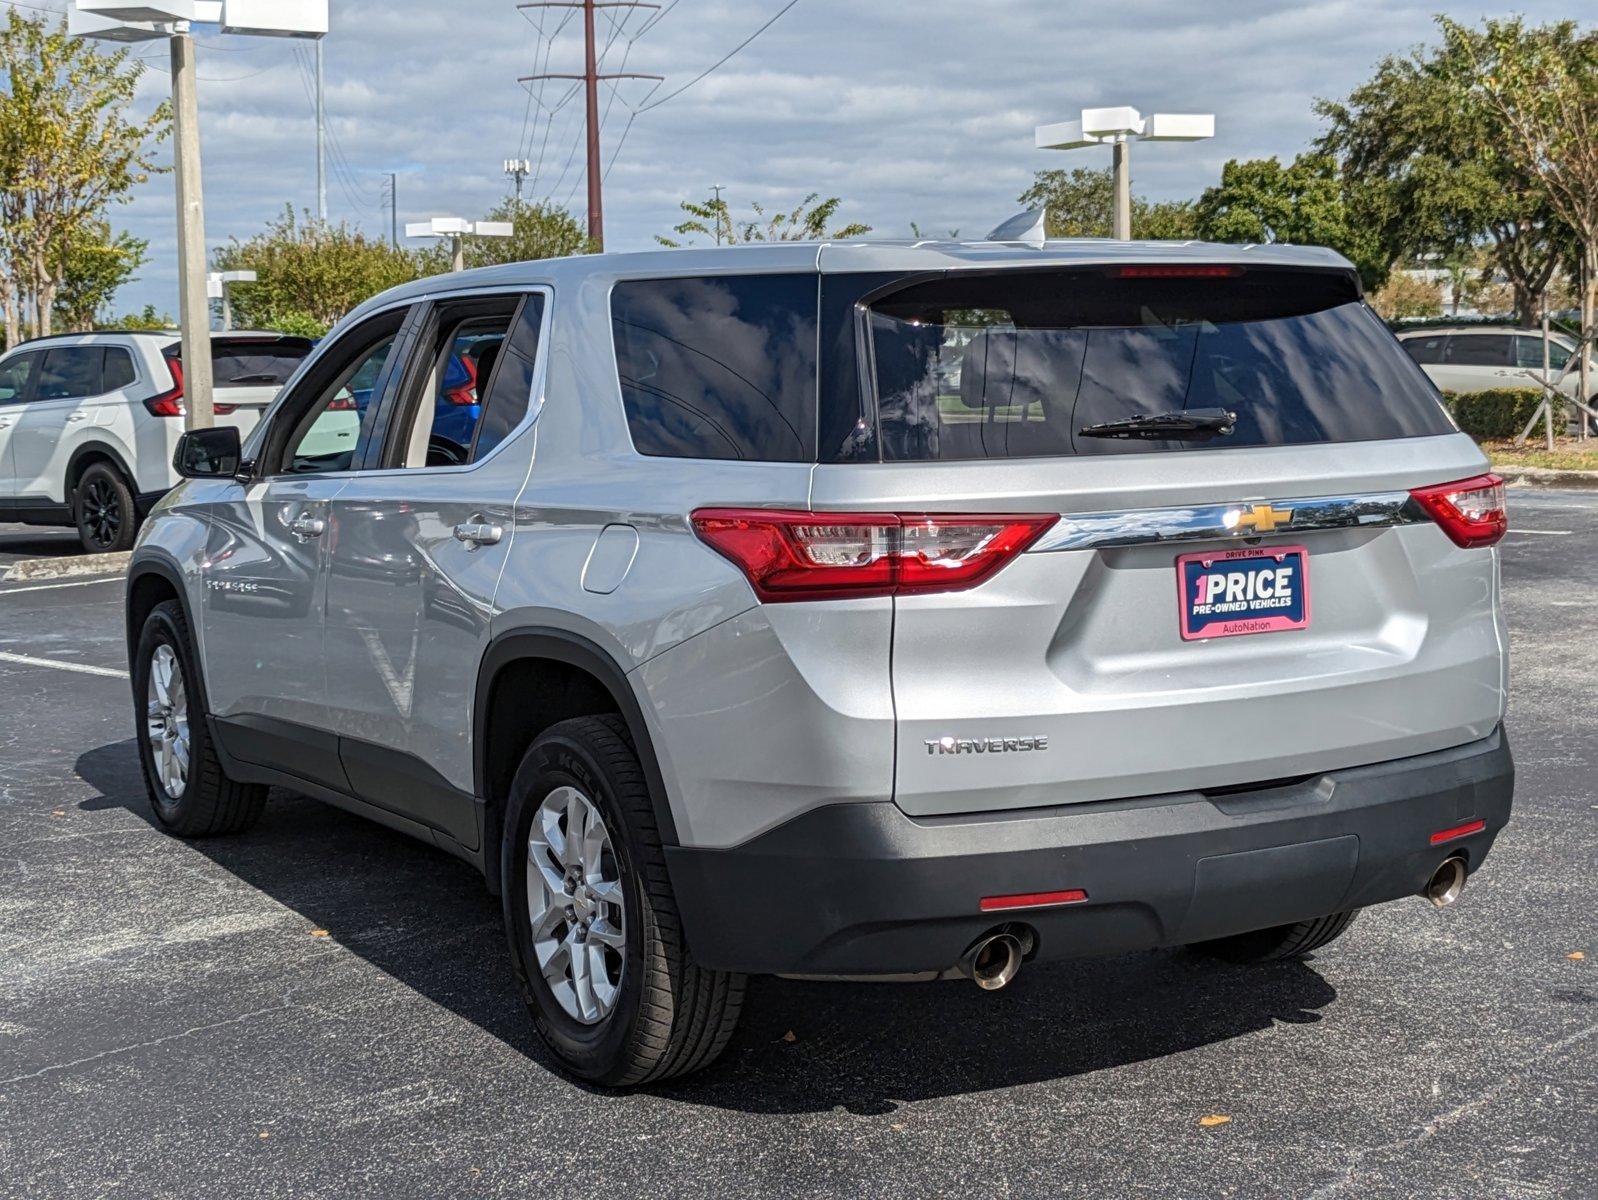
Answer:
[
  {"left": 1191, "top": 910, "right": 1359, "bottom": 964},
  {"left": 502, "top": 715, "right": 745, "bottom": 1086},
  {"left": 74, "top": 462, "right": 138, "bottom": 553},
  {"left": 133, "top": 600, "right": 267, "bottom": 837}
]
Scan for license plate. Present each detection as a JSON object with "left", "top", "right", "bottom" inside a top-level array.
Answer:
[{"left": 1177, "top": 545, "right": 1310, "bottom": 641}]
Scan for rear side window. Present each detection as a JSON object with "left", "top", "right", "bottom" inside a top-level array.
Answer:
[
  {"left": 210, "top": 337, "right": 314, "bottom": 388},
  {"left": 611, "top": 274, "right": 817, "bottom": 461},
  {"left": 102, "top": 347, "right": 137, "bottom": 391},
  {"left": 1445, "top": 334, "right": 1512, "bottom": 367},
  {"left": 859, "top": 268, "right": 1454, "bottom": 462},
  {"left": 35, "top": 347, "right": 104, "bottom": 401},
  {"left": 1516, "top": 335, "right": 1572, "bottom": 371}
]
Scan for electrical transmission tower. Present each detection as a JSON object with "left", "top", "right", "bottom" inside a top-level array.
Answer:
[{"left": 518, "top": 1, "right": 662, "bottom": 251}]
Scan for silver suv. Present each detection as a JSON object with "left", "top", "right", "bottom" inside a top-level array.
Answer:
[{"left": 125, "top": 240, "right": 1514, "bottom": 1086}]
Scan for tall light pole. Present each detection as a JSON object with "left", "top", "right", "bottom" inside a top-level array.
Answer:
[
  {"left": 406, "top": 218, "right": 514, "bottom": 273},
  {"left": 315, "top": 37, "right": 327, "bottom": 223},
  {"left": 1036, "top": 107, "right": 1215, "bottom": 240},
  {"left": 73, "top": 0, "right": 330, "bottom": 430}
]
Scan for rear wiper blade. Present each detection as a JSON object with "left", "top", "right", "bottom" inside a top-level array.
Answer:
[
  {"left": 1079, "top": 406, "right": 1237, "bottom": 440},
  {"left": 223, "top": 373, "right": 282, "bottom": 384}
]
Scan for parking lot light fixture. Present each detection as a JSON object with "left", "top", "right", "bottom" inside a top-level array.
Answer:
[
  {"left": 406, "top": 218, "right": 514, "bottom": 273},
  {"left": 1036, "top": 106, "right": 1215, "bottom": 240},
  {"left": 207, "top": 269, "right": 257, "bottom": 331}
]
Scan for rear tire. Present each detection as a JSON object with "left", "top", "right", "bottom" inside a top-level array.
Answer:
[
  {"left": 1191, "top": 910, "right": 1359, "bottom": 964},
  {"left": 133, "top": 599, "right": 267, "bottom": 837},
  {"left": 502, "top": 714, "right": 745, "bottom": 1086},
  {"left": 73, "top": 462, "right": 138, "bottom": 553}
]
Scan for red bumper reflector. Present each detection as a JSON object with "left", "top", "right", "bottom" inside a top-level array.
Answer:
[
  {"left": 1429, "top": 818, "right": 1486, "bottom": 846},
  {"left": 979, "top": 889, "right": 1088, "bottom": 912}
]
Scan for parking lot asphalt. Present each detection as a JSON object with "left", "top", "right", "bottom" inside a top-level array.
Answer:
[{"left": 0, "top": 494, "right": 1594, "bottom": 1200}]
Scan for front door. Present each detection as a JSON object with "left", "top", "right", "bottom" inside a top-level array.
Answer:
[
  {"left": 199, "top": 308, "right": 411, "bottom": 791},
  {"left": 0, "top": 351, "right": 42, "bottom": 500},
  {"left": 322, "top": 291, "right": 548, "bottom": 848}
]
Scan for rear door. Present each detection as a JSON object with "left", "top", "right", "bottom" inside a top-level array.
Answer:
[
  {"left": 319, "top": 290, "right": 548, "bottom": 848},
  {"left": 1436, "top": 332, "right": 1516, "bottom": 394},
  {"left": 813, "top": 264, "right": 1506, "bottom": 818}
]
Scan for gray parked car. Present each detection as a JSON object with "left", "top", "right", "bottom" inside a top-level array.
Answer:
[{"left": 125, "top": 239, "right": 1514, "bottom": 1086}]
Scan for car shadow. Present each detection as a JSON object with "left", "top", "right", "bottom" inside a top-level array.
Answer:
[{"left": 76, "top": 738, "right": 1339, "bottom": 1114}]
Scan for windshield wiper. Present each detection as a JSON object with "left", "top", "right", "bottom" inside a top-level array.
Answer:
[{"left": 1079, "top": 407, "right": 1237, "bottom": 440}]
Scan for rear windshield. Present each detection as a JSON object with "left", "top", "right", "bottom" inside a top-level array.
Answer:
[
  {"left": 859, "top": 268, "right": 1454, "bottom": 462},
  {"left": 171, "top": 337, "right": 315, "bottom": 389}
]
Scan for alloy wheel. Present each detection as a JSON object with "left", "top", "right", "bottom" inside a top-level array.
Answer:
[
  {"left": 80, "top": 479, "right": 122, "bottom": 549},
  {"left": 145, "top": 644, "right": 190, "bottom": 800},
  {"left": 526, "top": 785, "right": 626, "bottom": 1024}
]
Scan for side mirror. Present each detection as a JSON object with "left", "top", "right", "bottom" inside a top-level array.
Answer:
[{"left": 174, "top": 425, "right": 245, "bottom": 480}]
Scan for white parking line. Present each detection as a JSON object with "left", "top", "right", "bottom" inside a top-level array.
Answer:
[
  {"left": 1510, "top": 529, "right": 1573, "bottom": 536},
  {"left": 0, "top": 576, "right": 123, "bottom": 597},
  {"left": 0, "top": 651, "right": 128, "bottom": 680}
]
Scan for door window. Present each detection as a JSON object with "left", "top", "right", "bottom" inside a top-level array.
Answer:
[
  {"left": 1401, "top": 335, "right": 1447, "bottom": 366},
  {"left": 35, "top": 347, "right": 104, "bottom": 401},
  {"left": 1444, "top": 334, "right": 1513, "bottom": 367},
  {"left": 263, "top": 309, "right": 410, "bottom": 476},
  {"left": 381, "top": 293, "right": 544, "bottom": 470},
  {"left": 0, "top": 351, "right": 41, "bottom": 404}
]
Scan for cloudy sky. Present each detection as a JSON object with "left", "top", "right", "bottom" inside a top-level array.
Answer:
[{"left": 48, "top": 0, "right": 1581, "bottom": 315}]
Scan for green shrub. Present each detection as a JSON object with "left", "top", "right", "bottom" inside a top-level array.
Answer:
[{"left": 1440, "top": 388, "right": 1548, "bottom": 440}]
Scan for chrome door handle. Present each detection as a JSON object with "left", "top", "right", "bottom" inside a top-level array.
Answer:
[
  {"left": 453, "top": 520, "right": 503, "bottom": 548},
  {"left": 289, "top": 513, "right": 326, "bottom": 540}
]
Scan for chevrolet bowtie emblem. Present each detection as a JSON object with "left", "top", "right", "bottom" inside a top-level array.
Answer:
[{"left": 1228, "top": 503, "right": 1295, "bottom": 534}]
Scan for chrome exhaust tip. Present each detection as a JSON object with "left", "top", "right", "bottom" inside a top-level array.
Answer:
[
  {"left": 963, "top": 932, "right": 1024, "bottom": 991},
  {"left": 1426, "top": 855, "right": 1468, "bottom": 909}
]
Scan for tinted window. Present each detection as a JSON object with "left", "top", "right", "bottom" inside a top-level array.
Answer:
[
  {"left": 35, "top": 347, "right": 103, "bottom": 401},
  {"left": 862, "top": 268, "right": 1454, "bottom": 462},
  {"left": 472, "top": 294, "right": 546, "bottom": 461},
  {"left": 1445, "top": 334, "right": 1512, "bottom": 367},
  {"left": 0, "top": 351, "right": 41, "bottom": 404},
  {"left": 281, "top": 335, "right": 395, "bottom": 475},
  {"left": 1401, "top": 334, "right": 1447, "bottom": 366},
  {"left": 102, "top": 347, "right": 136, "bottom": 391},
  {"left": 1516, "top": 335, "right": 1572, "bottom": 372},
  {"left": 391, "top": 309, "right": 513, "bottom": 469},
  {"left": 211, "top": 337, "right": 314, "bottom": 388},
  {"left": 611, "top": 274, "right": 817, "bottom": 461}
]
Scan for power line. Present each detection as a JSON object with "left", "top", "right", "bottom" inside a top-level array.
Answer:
[{"left": 640, "top": 0, "right": 801, "bottom": 112}]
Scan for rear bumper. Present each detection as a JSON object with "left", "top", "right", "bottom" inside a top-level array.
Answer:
[{"left": 666, "top": 728, "right": 1514, "bottom": 975}]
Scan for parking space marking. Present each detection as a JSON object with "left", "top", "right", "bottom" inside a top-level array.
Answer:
[
  {"left": 0, "top": 577, "right": 123, "bottom": 597},
  {"left": 0, "top": 651, "right": 128, "bottom": 680},
  {"left": 1509, "top": 528, "right": 1573, "bottom": 535}
]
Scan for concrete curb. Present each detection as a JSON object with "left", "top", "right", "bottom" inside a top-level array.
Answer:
[
  {"left": 1, "top": 551, "right": 130, "bottom": 583},
  {"left": 1497, "top": 464, "right": 1598, "bottom": 491}
]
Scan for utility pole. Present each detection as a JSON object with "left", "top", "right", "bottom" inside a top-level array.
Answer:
[
  {"left": 505, "top": 157, "right": 532, "bottom": 205},
  {"left": 315, "top": 38, "right": 327, "bottom": 223},
  {"left": 387, "top": 173, "right": 398, "bottom": 247},
  {"left": 518, "top": 1, "right": 662, "bottom": 251},
  {"left": 711, "top": 183, "right": 725, "bottom": 245},
  {"left": 170, "top": 30, "right": 213, "bottom": 430}
]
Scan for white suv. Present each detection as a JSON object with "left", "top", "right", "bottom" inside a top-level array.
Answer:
[{"left": 0, "top": 330, "right": 312, "bottom": 551}]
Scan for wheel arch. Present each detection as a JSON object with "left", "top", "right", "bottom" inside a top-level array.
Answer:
[
  {"left": 475, "top": 627, "right": 679, "bottom": 897},
  {"left": 66, "top": 440, "right": 138, "bottom": 500},
  {"left": 125, "top": 554, "right": 191, "bottom": 670}
]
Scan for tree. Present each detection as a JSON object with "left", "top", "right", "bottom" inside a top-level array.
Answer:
[
  {"left": 1368, "top": 272, "right": 1443, "bottom": 320},
  {"left": 0, "top": 12, "right": 169, "bottom": 343},
  {"left": 657, "top": 192, "right": 870, "bottom": 247},
  {"left": 1018, "top": 167, "right": 1198, "bottom": 240},
  {"left": 1315, "top": 21, "right": 1575, "bottom": 326},
  {"left": 51, "top": 220, "right": 147, "bottom": 332},
  {"left": 99, "top": 303, "right": 172, "bottom": 331},
  {"left": 212, "top": 207, "right": 431, "bottom": 337},
  {"left": 462, "top": 199, "right": 593, "bottom": 268},
  {"left": 1193, "top": 154, "right": 1388, "bottom": 290},
  {"left": 1441, "top": 17, "right": 1598, "bottom": 402}
]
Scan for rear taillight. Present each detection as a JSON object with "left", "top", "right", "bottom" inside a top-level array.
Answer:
[
  {"left": 144, "top": 355, "right": 185, "bottom": 417},
  {"left": 690, "top": 509, "right": 1057, "bottom": 602},
  {"left": 326, "top": 395, "right": 357, "bottom": 411},
  {"left": 1409, "top": 474, "right": 1507, "bottom": 548}
]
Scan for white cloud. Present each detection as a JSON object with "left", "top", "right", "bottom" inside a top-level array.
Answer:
[{"left": 103, "top": 0, "right": 1581, "bottom": 314}]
